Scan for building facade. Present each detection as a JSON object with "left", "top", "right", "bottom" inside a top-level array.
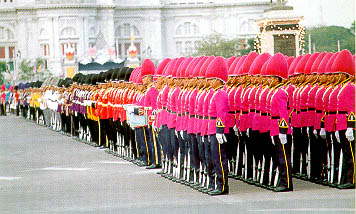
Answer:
[{"left": 0, "top": 0, "right": 277, "bottom": 76}]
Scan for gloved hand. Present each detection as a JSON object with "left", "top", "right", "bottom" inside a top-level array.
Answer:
[
  {"left": 233, "top": 125, "right": 238, "bottom": 136},
  {"left": 313, "top": 129, "right": 318, "bottom": 137},
  {"left": 202, "top": 136, "right": 204, "bottom": 143},
  {"left": 180, "top": 130, "right": 184, "bottom": 140},
  {"left": 346, "top": 128, "right": 354, "bottom": 141},
  {"left": 127, "top": 107, "right": 134, "bottom": 113},
  {"left": 222, "top": 134, "right": 227, "bottom": 143},
  {"left": 320, "top": 128, "right": 326, "bottom": 140},
  {"left": 335, "top": 131, "right": 340, "bottom": 143},
  {"left": 246, "top": 128, "right": 250, "bottom": 137},
  {"left": 279, "top": 133, "right": 287, "bottom": 145},
  {"left": 216, "top": 133, "right": 224, "bottom": 144},
  {"left": 175, "top": 130, "right": 178, "bottom": 137},
  {"left": 271, "top": 136, "right": 275, "bottom": 145}
]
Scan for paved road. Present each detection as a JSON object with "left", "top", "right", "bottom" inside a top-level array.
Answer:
[{"left": 0, "top": 115, "right": 354, "bottom": 214}]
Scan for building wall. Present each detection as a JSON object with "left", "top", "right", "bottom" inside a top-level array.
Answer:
[{"left": 0, "top": 0, "right": 272, "bottom": 76}]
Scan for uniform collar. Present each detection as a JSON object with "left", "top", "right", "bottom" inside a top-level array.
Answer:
[
  {"left": 274, "top": 82, "right": 284, "bottom": 89},
  {"left": 340, "top": 77, "right": 351, "bottom": 85}
]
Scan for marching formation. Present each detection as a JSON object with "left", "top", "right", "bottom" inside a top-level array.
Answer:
[{"left": 2, "top": 49, "right": 355, "bottom": 196}]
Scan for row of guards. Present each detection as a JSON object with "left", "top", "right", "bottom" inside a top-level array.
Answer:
[{"left": 5, "top": 49, "right": 355, "bottom": 196}]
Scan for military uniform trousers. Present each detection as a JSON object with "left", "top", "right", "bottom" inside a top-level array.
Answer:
[{"left": 209, "top": 134, "right": 229, "bottom": 192}]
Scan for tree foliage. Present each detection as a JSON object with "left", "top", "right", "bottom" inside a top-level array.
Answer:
[
  {"left": 193, "top": 33, "right": 255, "bottom": 58},
  {"left": 0, "top": 61, "right": 8, "bottom": 85},
  {"left": 305, "top": 25, "right": 355, "bottom": 53},
  {"left": 17, "top": 58, "right": 53, "bottom": 83}
]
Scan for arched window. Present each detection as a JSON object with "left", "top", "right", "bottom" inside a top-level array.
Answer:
[
  {"left": 89, "top": 27, "right": 96, "bottom": 38},
  {"left": 60, "top": 27, "right": 76, "bottom": 38},
  {"left": 132, "top": 26, "right": 140, "bottom": 36},
  {"left": 114, "top": 23, "right": 141, "bottom": 59},
  {"left": 176, "top": 25, "right": 183, "bottom": 35},
  {"left": 115, "top": 26, "right": 121, "bottom": 37},
  {"left": 175, "top": 22, "right": 200, "bottom": 56},
  {"left": 0, "top": 27, "right": 15, "bottom": 41},
  {"left": 176, "top": 22, "right": 200, "bottom": 36},
  {"left": 123, "top": 23, "right": 130, "bottom": 37},
  {"left": 0, "top": 26, "right": 16, "bottom": 60},
  {"left": 40, "top": 28, "right": 48, "bottom": 39},
  {"left": 240, "top": 21, "right": 248, "bottom": 33}
]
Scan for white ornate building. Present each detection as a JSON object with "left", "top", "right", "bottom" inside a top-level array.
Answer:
[{"left": 0, "top": 0, "right": 281, "bottom": 76}]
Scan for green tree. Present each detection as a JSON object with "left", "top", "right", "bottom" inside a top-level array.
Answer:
[
  {"left": 18, "top": 59, "right": 34, "bottom": 82},
  {"left": 351, "top": 21, "right": 355, "bottom": 35},
  {"left": 305, "top": 25, "right": 355, "bottom": 53},
  {"left": 193, "top": 33, "right": 256, "bottom": 58},
  {"left": 17, "top": 58, "right": 53, "bottom": 83},
  {"left": 0, "top": 61, "right": 8, "bottom": 85}
]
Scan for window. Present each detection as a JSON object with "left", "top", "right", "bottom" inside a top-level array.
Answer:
[
  {"left": 0, "top": 47, "right": 5, "bottom": 58},
  {"left": 123, "top": 24, "right": 130, "bottom": 37},
  {"left": 175, "top": 22, "right": 200, "bottom": 55},
  {"left": 115, "top": 24, "right": 141, "bottom": 58},
  {"left": 132, "top": 26, "right": 140, "bottom": 36},
  {"left": 61, "top": 43, "right": 77, "bottom": 56},
  {"left": 176, "top": 22, "right": 200, "bottom": 37},
  {"left": 60, "top": 27, "right": 76, "bottom": 38},
  {"left": 89, "top": 27, "right": 96, "bottom": 38},
  {"left": 118, "top": 44, "right": 122, "bottom": 56},
  {"left": 176, "top": 25, "right": 183, "bottom": 35},
  {"left": 184, "top": 22, "right": 191, "bottom": 35},
  {"left": 9, "top": 47, "right": 15, "bottom": 58},
  {"left": 6, "top": 29, "right": 14, "bottom": 40},
  {"left": 115, "top": 26, "right": 121, "bottom": 37},
  {"left": 185, "top": 41, "right": 192, "bottom": 53},
  {"left": 134, "top": 43, "right": 140, "bottom": 55},
  {"left": 176, "top": 41, "right": 182, "bottom": 54},
  {"left": 41, "top": 44, "right": 49, "bottom": 57},
  {"left": 124, "top": 43, "right": 130, "bottom": 56},
  {"left": 0, "top": 28, "right": 4, "bottom": 40}
]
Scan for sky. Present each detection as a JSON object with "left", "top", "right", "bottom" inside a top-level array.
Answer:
[{"left": 287, "top": 0, "right": 355, "bottom": 28}]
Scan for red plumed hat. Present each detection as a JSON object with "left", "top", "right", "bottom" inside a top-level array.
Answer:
[
  {"left": 295, "top": 54, "right": 311, "bottom": 75},
  {"left": 226, "top": 56, "right": 237, "bottom": 69},
  {"left": 287, "top": 56, "right": 295, "bottom": 68},
  {"left": 238, "top": 52, "right": 258, "bottom": 75},
  {"left": 325, "top": 52, "right": 339, "bottom": 74},
  {"left": 233, "top": 55, "right": 247, "bottom": 75},
  {"left": 260, "top": 57, "right": 272, "bottom": 76},
  {"left": 248, "top": 53, "right": 271, "bottom": 76},
  {"left": 288, "top": 55, "right": 302, "bottom": 76},
  {"left": 228, "top": 57, "right": 240, "bottom": 76},
  {"left": 185, "top": 57, "right": 201, "bottom": 78},
  {"left": 304, "top": 53, "right": 320, "bottom": 75},
  {"left": 155, "top": 58, "right": 171, "bottom": 77},
  {"left": 332, "top": 49, "right": 355, "bottom": 76},
  {"left": 1, "top": 84, "right": 5, "bottom": 91},
  {"left": 172, "top": 57, "right": 185, "bottom": 78},
  {"left": 192, "top": 56, "right": 208, "bottom": 78},
  {"left": 177, "top": 57, "right": 193, "bottom": 78},
  {"left": 141, "top": 59, "right": 156, "bottom": 78},
  {"left": 310, "top": 52, "right": 327, "bottom": 74},
  {"left": 266, "top": 53, "right": 288, "bottom": 79},
  {"left": 136, "top": 67, "right": 143, "bottom": 84},
  {"left": 129, "top": 67, "right": 137, "bottom": 82},
  {"left": 199, "top": 56, "right": 215, "bottom": 78},
  {"left": 317, "top": 52, "right": 333, "bottom": 74},
  {"left": 206, "top": 56, "right": 228, "bottom": 82},
  {"left": 165, "top": 58, "right": 178, "bottom": 77}
]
